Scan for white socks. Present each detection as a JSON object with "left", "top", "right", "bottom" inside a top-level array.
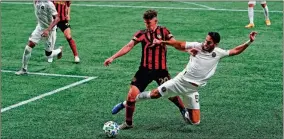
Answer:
[
  {"left": 135, "top": 91, "right": 151, "bottom": 101},
  {"left": 51, "top": 48, "right": 61, "bottom": 57},
  {"left": 22, "top": 45, "right": 32, "bottom": 70},
  {"left": 248, "top": 7, "right": 254, "bottom": 24}
]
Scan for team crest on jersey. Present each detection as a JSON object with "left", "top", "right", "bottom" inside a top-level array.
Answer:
[
  {"left": 157, "top": 34, "right": 162, "bottom": 39},
  {"left": 212, "top": 52, "right": 216, "bottom": 57},
  {"left": 41, "top": 6, "right": 44, "bottom": 9},
  {"left": 161, "top": 87, "right": 167, "bottom": 92}
]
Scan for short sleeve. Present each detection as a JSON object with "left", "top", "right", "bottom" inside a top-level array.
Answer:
[
  {"left": 132, "top": 31, "right": 144, "bottom": 42},
  {"left": 163, "top": 27, "right": 174, "bottom": 40},
  {"left": 216, "top": 48, "right": 230, "bottom": 58},
  {"left": 185, "top": 42, "right": 202, "bottom": 49},
  {"left": 66, "top": 1, "right": 71, "bottom": 7},
  {"left": 48, "top": 2, "right": 58, "bottom": 16}
]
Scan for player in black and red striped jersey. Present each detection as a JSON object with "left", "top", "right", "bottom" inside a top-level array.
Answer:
[
  {"left": 104, "top": 9, "right": 187, "bottom": 130},
  {"left": 53, "top": 1, "right": 80, "bottom": 63}
]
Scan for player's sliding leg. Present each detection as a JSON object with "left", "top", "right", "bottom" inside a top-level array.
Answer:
[
  {"left": 245, "top": 1, "right": 255, "bottom": 28},
  {"left": 64, "top": 28, "right": 80, "bottom": 63},
  {"left": 182, "top": 92, "right": 200, "bottom": 125},
  {"left": 45, "top": 30, "right": 63, "bottom": 61},
  {"left": 118, "top": 85, "right": 140, "bottom": 130},
  {"left": 15, "top": 41, "right": 35, "bottom": 75},
  {"left": 168, "top": 96, "right": 186, "bottom": 117},
  {"left": 261, "top": 2, "right": 271, "bottom": 26}
]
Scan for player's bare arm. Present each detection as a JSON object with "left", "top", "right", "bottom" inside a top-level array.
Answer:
[
  {"left": 229, "top": 31, "right": 257, "bottom": 56},
  {"left": 104, "top": 40, "right": 138, "bottom": 66},
  {"left": 153, "top": 39, "right": 186, "bottom": 50},
  {"left": 42, "top": 14, "right": 60, "bottom": 37}
]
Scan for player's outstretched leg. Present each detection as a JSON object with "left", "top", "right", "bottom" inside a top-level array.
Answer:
[{"left": 111, "top": 101, "right": 126, "bottom": 114}]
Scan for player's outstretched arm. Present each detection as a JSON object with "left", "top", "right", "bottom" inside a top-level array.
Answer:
[
  {"left": 229, "top": 31, "right": 257, "bottom": 56},
  {"left": 104, "top": 40, "right": 137, "bottom": 66},
  {"left": 153, "top": 39, "right": 186, "bottom": 50}
]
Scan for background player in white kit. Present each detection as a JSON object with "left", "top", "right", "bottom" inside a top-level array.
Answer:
[
  {"left": 15, "top": 0, "right": 63, "bottom": 75},
  {"left": 245, "top": 0, "right": 271, "bottom": 28},
  {"left": 134, "top": 31, "right": 257, "bottom": 125}
]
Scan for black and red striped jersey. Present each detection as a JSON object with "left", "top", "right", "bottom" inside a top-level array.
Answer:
[
  {"left": 53, "top": 1, "right": 71, "bottom": 21},
  {"left": 132, "top": 26, "right": 174, "bottom": 70}
]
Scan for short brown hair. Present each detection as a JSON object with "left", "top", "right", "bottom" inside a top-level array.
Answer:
[{"left": 143, "top": 9, "right": 158, "bottom": 20}]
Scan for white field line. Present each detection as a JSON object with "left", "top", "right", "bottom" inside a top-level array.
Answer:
[
  {"left": 1, "top": 70, "right": 92, "bottom": 78},
  {"left": 1, "top": 2, "right": 283, "bottom": 13},
  {"left": 179, "top": 1, "right": 215, "bottom": 10},
  {"left": 1, "top": 77, "right": 96, "bottom": 113}
]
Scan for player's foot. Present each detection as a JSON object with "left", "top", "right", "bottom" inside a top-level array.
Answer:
[
  {"left": 74, "top": 56, "right": 80, "bottom": 63},
  {"left": 245, "top": 23, "right": 255, "bottom": 28},
  {"left": 265, "top": 19, "right": 271, "bottom": 26},
  {"left": 182, "top": 110, "right": 193, "bottom": 124},
  {"left": 111, "top": 102, "right": 125, "bottom": 115},
  {"left": 57, "top": 46, "right": 63, "bottom": 59},
  {"left": 118, "top": 122, "right": 133, "bottom": 130},
  {"left": 180, "top": 108, "right": 187, "bottom": 122},
  {"left": 47, "top": 57, "right": 53, "bottom": 63},
  {"left": 15, "top": 68, "right": 27, "bottom": 75}
]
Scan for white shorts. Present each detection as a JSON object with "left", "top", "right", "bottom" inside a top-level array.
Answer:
[
  {"left": 158, "top": 75, "right": 200, "bottom": 109},
  {"left": 248, "top": 0, "right": 266, "bottom": 5},
  {"left": 29, "top": 24, "right": 57, "bottom": 52}
]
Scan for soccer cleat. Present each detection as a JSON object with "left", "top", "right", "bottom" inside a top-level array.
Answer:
[
  {"left": 74, "top": 56, "right": 80, "bottom": 63},
  {"left": 245, "top": 23, "right": 255, "bottom": 28},
  {"left": 15, "top": 68, "right": 27, "bottom": 75},
  {"left": 118, "top": 122, "right": 133, "bottom": 130},
  {"left": 265, "top": 20, "right": 271, "bottom": 26},
  {"left": 180, "top": 108, "right": 187, "bottom": 122},
  {"left": 57, "top": 46, "right": 63, "bottom": 59},
  {"left": 182, "top": 110, "right": 193, "bottom": 124},
  {"left": 111, "top": 102, "right": 125, "bottom": 115}
]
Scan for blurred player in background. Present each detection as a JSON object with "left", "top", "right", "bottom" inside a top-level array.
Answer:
[
  {"left": 16, "top": 0, "right": 62, "bottom": 75},
  {"left": 104, "top": 9, "right": 186, "bottom": 130},
  {"left": 53, "top": 0, "right": 80, "bottom": 63},
  {"left": 245, "top": 0, "right": 271, "bottom": 28},
  {"left": 136, "top": 31, "right": 257, "bottom": 125}
]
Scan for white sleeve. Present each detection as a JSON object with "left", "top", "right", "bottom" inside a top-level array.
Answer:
[
  {"left": 48, "top": 2, "right": 58, "bottom": 16},
  {"left": 185, "top": 42, "right": 202, "bottom": 49},
  {"left": 216, "top": 48, "right": 230, "bottom": 58}
]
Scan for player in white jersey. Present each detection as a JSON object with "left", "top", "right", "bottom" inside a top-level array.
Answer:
[
  {"left": 245, "top": 0, "right": 271, "bottom": 28},
  {"left": 133, "top": 31, "right": 257, "bottom": 126},
  {"left": 15, "top": 0, "right": 63, "bottom": 75}
]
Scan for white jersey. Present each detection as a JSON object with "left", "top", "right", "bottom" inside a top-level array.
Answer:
[
  {"left": 34, "top": 1, "right": 57, "bottom": 29},
  {"left": 181, "top": 42, "right": 230, "bottom": 86}
]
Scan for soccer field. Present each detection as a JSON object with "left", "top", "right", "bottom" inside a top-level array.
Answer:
[{"left": 1, "top": 1, "right": 283, "bottom": 139}]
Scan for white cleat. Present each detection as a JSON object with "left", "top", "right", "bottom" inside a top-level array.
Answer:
[
  {"left": 74, "top": 56, "right": 80, "bottom": 63},
  {"left": 15, "top": 68, "right": 27, "bottom": 75}
]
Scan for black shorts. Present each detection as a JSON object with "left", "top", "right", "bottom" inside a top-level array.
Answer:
[
  {"left": 131, "top": 67, "right": 171, "bottom": 92},
  {"left": 57, "top": 20, "right": 71, "bottom": 32}
]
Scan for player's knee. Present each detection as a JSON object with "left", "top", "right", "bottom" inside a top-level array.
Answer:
[
  {"left": 127, "top": 89, "right": 139, "bottom": 102},
  {"left": 248, "top": 4, "right": 255, "bottom": 7},
  {"left": 187, "top": 109, "right": 200, "bottom": 125},
  {"left": 45, "top": 50, "right": 52, "bottom": 56},
  {"left": 28, "top": 41, "right": 36, "bottom": 48}
]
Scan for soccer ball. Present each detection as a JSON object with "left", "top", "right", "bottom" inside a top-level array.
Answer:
[{"left": 103, "top": 121, "right": 119, "bottom": 138}]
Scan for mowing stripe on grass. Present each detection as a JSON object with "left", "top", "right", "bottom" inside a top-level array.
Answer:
[
  {"left": 1, "top": 70, "right": 92, "bottom": 78},
  {"left": 178, "top": 1, "right": 215, "bottom": 10},
  {"left": 1, "top": 2, "right": 283, "bottom": 13},
  {"left": 1, "top": 77, "right": 96, "bottom": 113}
]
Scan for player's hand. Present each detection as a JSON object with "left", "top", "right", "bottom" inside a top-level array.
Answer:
[
  {"left": 249, "top": 31, "right": 257, "bottom": 42},
  {"left": 104, "top": 57, "right": 114, "bottom": 66},
  {"left": 153, "top": 39, "right": 162, "bottom": 45},
  {"left": 188, "top": 48, "right": 198, "bottom": 56},
  {"left": 41, "top": 29, "right": 49, "bottom": 37}
]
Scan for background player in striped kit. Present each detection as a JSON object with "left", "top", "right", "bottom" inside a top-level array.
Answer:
[
  {"left": 136, "top": 31, "right": 257, "bottom": 125},
  {"left": 53, "top": 0, "right": 80, "bottom": 63},
  {"left": 104, "top": 9, "right": 186, "bottom": 129},
  {"left": 15, "top": 0, "right": 63, "bottom": 75}
]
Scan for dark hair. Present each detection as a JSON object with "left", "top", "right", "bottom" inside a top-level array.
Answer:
[
  {"left": 208, "top": 32, "right": 221, "bottom": 43},
  {"left": 143, "top": 10, "right": 158, "bottom": 20}
]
